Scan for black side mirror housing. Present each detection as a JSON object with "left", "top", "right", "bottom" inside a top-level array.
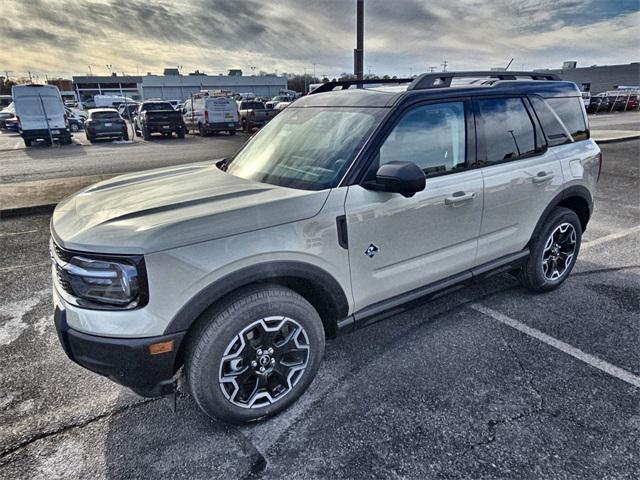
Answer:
[{"left": 365, "top": 161, "right": 426, "bottom": 197}]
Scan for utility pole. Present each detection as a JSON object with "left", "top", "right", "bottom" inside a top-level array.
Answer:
[
  {"left": 441, "top": 59, "right": 448, "bottom": 72},
  {"left": 354, "top": 0, "right": 364, "bottom": 80}
]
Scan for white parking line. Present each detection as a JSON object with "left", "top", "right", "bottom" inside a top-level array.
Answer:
[
  {"left": 470, "top": 303, "right": 640, "bottom": 389},
  {"left": 0, "top": 261, "right": 49, "bottom": 273},
  {"left": 582, "top": 225, "right": 640, "bottom": 250},
  {"left": 0, "top": 229, "right": 40, "bottom": 237}
]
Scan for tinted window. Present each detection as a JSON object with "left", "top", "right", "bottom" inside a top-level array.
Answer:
[
  {"left": 142, "top": 102, "right": 173, "bottom": 111},
  {"left": 529, "top": 96, "right": 572, "bottom": 147},
  {"left": 240, "top": 101, "right": 263, "bottom": 110},
  {"left": 378, "top": 102, "right": 466, "bottom": 176},
  {"left": 545, "top": 97, "right": 588, "bottom": 141},
  {"left": 476, "top": 98, "right": 536, "bottom": 164},
  {"left": 91, "top": 112, "right": 120, "bottom": 120}
]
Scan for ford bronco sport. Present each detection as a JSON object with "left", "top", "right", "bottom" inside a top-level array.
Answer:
[{"left": 51, "top": 71, "right": 600, "bottom": 424}]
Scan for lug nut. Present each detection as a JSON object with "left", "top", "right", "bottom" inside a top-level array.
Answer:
[
  {"left": 259, "top": 366, "right": 265, "bottom": 372},
  {"left": 257, "top": 349, "right": 263, "bottom": 356},
  {"left": 251, "top": 360, "right": 257, "bottom": 367},
  {"left": 268, "top": 348, "right": 274, "bottom": 354},
  {"left": 271, "top": 358, "right": 276, "bottom": 365}
]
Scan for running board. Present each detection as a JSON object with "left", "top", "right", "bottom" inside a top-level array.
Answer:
[{"left": 337, "top": 249, "right": 529, "bottom": 334}]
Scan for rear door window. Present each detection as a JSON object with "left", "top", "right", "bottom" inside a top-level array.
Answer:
[
  {"left": 475, "top": 97, "right": 537, "bottom": 165},
  {"left": 544, "top": 97, "right": 588, "bottom": 141},
  {"left": 529, "top": 96, "right": 572, "bottom": 147}
]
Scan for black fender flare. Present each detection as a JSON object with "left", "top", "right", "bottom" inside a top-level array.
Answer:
[
  {"left": 528, "top": 185, "right": 593, "bottom": 247},
  {"left": 163, "top": 261, "right": 350, "bottom": 336}
]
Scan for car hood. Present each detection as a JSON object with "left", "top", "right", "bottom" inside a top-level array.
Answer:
[{"left": 51, "top": 162, "right": 330, "bottom": 254}]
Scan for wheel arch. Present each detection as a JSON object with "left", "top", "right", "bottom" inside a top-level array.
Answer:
[
  {"left": 528, "top": 185, "right": 593, "bottom": 248},
  {"left": 165, "top": 260, "right": 350, "bottom": 339}
]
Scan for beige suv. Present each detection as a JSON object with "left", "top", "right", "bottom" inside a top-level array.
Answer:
[{"left": 50, "top": 71, "right": 601, "bottom": 424}]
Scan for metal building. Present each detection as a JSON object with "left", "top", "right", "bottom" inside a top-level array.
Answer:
[
  {"left": 72, "top": 75, "right": 143, "bottom": 104},
  {"left": 140, "top": 73, "right": 287, "bottom": 100},
  {"left": 539, "top": 62, "right": 640, "bottom": 94}
]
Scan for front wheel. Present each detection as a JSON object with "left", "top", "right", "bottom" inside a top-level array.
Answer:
[
  {"left": 70, "top": 123, "right": 80, "bottom": 132},
  {"left": 186, "top": 285, "right": 325, "bottom": 424},
  {"left": 519, "top": 207, "right": 582, "bottom": 292},
  {"left": 228, "top": 129, "right": 236, "bottom": 136}
]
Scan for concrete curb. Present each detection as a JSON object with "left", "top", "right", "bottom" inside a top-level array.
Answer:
[{"left": 594, "top": 135, "right": 640, "bottom": 144}]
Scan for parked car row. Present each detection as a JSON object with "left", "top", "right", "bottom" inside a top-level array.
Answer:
[{"left": 586, "top": 93, "right": 639, "bottom": 113}]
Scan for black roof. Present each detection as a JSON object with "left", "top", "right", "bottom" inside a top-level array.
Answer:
[{"left": 294, "top": 71, "right": 581, "bottom": 108}]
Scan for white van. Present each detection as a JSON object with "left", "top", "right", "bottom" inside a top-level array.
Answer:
[
  {"left": 12, "top": 84, "right": 70, "bottom": 146},
  {"left": 94, "top": 95, "right": 137, "bottom": 108},
  {"left": 183, "top": 93, "right": 239, "bottom": 136}
]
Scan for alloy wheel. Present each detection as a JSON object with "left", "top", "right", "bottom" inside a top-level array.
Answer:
[
  {"left": 542, "top": 222, "right": 577, "bottom": 281},
  {"left": 218, "top": 316, "right": 310, "bottom": 409}
]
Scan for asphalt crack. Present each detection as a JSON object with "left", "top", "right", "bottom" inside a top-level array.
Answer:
[{"left": 0, "top": 397, "right": 158, "bottom": 464}]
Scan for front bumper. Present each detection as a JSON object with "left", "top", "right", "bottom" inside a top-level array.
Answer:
[{"left": 54, "top": 306, "right": 185, "bottom": 397}]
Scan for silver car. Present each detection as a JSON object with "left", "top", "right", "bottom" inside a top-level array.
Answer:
[{"left": 50, "top": 71, "right": 600, "bottom": 424}]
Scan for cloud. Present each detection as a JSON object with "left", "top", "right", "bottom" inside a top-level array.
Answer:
[{"left": 1, "top": 0, "right": 638, "bottom": 79}]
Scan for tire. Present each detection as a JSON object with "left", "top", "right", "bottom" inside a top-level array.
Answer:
[
  {"left": 177, "top": 129, "right": 185, "bottom": 139},
  {"left": 70, "top": 123, "right": 79, "bottom": 132},
  {"left": 86, "top": 132, "right": 95, "bottom": 143},
  {"left": 228, "top": 130, "right": 236, "bottom": 136},
  {"left": 198, "top": 123, "right": 207, "bottom": 137},
  {"left": 142, "top": 127, "right": 151, "bottom": 141},
  {"left": 23, "top": 138, "right": 32, "bottom": 147},
  {"left": 519, "top": 207, "right": 582, "bottom": 292},
  {"left": 122, "top": 131, "right": 129, "bottom": 141},
  {"left": 186, "top": 285, "right": 325, "bottom": 424}
]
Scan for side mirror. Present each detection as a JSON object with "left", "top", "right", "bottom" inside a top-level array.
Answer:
[{"left": 365, "top": 161, "right": 426, "bottom": 198}]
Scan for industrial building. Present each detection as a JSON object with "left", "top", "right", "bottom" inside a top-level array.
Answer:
[
  {"left": 540, "top": 62, "right": 639, "bottom": 94},
  {"left": 72, "top": 70, "right": 288, "bottom": 104}
]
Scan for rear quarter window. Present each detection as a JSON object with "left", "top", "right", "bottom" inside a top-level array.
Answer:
[{"left": 544, "top": 97, "right": 588, "bottom": 142}]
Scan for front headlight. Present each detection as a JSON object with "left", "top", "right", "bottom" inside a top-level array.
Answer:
[{"left": 51, "top": 241, "right": 148, "bottom": 310}]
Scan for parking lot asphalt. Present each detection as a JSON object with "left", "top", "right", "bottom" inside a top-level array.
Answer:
[
  {"left": 0, "top": 127, "right": 247, "bottom": 183},
  {"left": 0, "top": 140, "right": 638, "bottom": 479}
]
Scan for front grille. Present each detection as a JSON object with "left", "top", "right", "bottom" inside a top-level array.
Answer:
[
  {"left": 55, "top": 264, "right": 74, "bottom": 295},
  {"left": 53, "top": 242, "right": 73, "bottom": 263}
]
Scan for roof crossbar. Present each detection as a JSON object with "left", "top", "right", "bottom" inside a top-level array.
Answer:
[
  {"left": 308, "top": 78, "right": 413, "bottom": 95},
  {"left": 407, "top": 71, "right": 561, "bottom": 90}
]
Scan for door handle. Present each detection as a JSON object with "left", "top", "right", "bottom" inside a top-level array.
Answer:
[
  {"left": 444, "top": 191, "right": 476, "bottom": 206},
  {"left": 532, "top": 171, "right": 554, "bottom": 183}
]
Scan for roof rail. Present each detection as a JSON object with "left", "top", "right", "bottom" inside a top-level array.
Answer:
[
  {"left": 309, "top": 78, "right": 413, "bottom": 95},
  {"left": 407, "top": 71, "right": 561, "bottom": 91}
]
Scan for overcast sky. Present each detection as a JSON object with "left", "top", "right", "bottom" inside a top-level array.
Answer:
[{"left": 2, "top": 0, "right": 638, "bottom": 79}]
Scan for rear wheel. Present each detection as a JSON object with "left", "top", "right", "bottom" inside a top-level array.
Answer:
[
  {"left": 519, "top": 207, "right": 581, "bottom": 292},
  {"left": 186, "top": 285, "right": 325, "bottom": 424},
  {"left": 228, "top": 130, "right": 236, "bottom": 136},
  {"left": 70, "top": 123, "right": 80, "bottom": 132}
]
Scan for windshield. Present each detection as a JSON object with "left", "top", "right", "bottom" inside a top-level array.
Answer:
[
  {"left": 143, "top": 102, "right": 173, "bottom": 111},
  {"left": 225, "top": 107, "right": 385, "bottom": 190}
]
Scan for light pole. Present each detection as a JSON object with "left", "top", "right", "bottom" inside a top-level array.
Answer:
[{"left": 354, "top": 0, "right": 364, "bottom": 80}]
